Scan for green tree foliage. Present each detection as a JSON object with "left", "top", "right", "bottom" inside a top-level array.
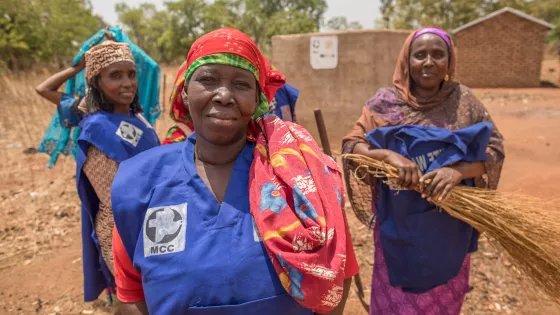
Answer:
[
  {"left": 0, "top": 0, "right": 104, "bottom": 70},
  {"left": 324, "top": 16, "right": 363, "bottom": 31},
  {"left": 160, "top": 0, "right": 207, "bottom": 62},
  {"left": 378, "top": 0, "right": 560, "bottom": 43},
  {"left": 238, "top": 0, "right": 327, "bottom": 49},
  {"left": 115, "top": 3, "right": 156, "bottom": 51},
  {"left": 2, "top": 0, "right": 329, "bottom": 69},
  {"left": 530, "top": 0, "right": 560, "bottom": 43},
  {"left": 116, "top": 0, "right": 327, "bottom": 62},
  {"left": 201, "top": 0, "right": 244, "bottom": 33},
  {"left": 115, "top": 2, "right": 174, "bottom": 62},
  {"left": 378, "top": 0, "right": 395, "bottom": 28}
]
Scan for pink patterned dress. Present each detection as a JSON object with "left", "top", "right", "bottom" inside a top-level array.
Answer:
[{"left": 369, "top": 224, "right": 471, "bottom": 315}]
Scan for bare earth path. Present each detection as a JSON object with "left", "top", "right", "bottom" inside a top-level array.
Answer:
[{"left": 1, "top": 69, "right": 559, "bottom": 314}]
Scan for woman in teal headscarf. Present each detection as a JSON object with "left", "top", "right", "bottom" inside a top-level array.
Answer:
[{"left": 37, "top": 26, "right": 161, "bottom": 167}]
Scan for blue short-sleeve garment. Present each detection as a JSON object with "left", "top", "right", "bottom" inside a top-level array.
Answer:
[
  {"left": 76, "top": 111, "right": 160, "bottom": 302},
  {"left": 112, "top": 134, "right": 312, "bottom": 315}
]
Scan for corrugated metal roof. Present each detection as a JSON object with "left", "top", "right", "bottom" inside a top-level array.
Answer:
[{"left": 453, "top": 7, "right": 554, "bottom": 34}]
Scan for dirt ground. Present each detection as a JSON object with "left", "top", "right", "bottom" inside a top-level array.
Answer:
[{"left": 1, "top": 65, "right": 559, "bottom": 314}]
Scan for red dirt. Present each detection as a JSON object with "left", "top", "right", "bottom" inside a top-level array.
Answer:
[{"left": 1, "top": 71, "right": 559, "bottom": 314}]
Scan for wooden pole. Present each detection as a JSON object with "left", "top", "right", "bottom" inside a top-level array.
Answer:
[
  {"left": 313, "top": 109, "right": 332, "bottom": 157},
  {"left": 313, "top": 108, "right": 368, "bottom": 313}
]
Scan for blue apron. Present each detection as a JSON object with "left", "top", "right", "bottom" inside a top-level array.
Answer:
[
  {"left": 112, "top": 134, "right": 312, "bottom": 315},
  {"left": 366, "top": 122, "right": 493, "bottom": 292},
  {"left": 76, "top": 112, "right": 160, "bottom": 302}
]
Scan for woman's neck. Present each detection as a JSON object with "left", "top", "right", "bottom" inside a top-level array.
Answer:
[
  {"left": 412, "top": 85, "right": 440, "bottom": 99},
  {"left": 113, "top": 103, "right": 130, "bottom": 115},
  {"left": 195, "top": 135, "right": 246, "bottom": 166}
]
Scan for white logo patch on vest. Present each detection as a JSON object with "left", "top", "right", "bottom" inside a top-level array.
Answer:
[
  {"left": 116, "top": 121, "right": 143, "bottom": 147},
  {"left": 143, "top": 203, "right": 187, "bottom": 257}
]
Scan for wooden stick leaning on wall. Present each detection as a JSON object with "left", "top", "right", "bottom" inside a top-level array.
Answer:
[{"left": 313, "top": 109, "right": 333, "bottom": 157}]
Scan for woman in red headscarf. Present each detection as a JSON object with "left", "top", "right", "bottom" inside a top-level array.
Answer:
[{"left": 111, "top": 28, "right": 359, "bottom": 314}]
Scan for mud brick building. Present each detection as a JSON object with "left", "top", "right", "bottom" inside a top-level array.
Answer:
[
  {"left": 453, "top": 7, "right": 554, "bottom": 88},
  {"left": 272, "top": 30, "right": 411, "bottom": 144}
]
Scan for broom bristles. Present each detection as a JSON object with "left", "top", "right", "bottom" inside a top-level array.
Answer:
[{"left": 343, "top": 153, "right": 560, "bottom": 304}]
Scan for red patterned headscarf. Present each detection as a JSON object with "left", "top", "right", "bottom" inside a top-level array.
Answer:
[
  {"left": 166, "top": 28, "right": 348, "bottom": 313},
  {"left": 164, "top": 28, "right": 284, "bottom": 144}
]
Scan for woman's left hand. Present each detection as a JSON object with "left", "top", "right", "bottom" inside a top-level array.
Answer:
[{"left": 419, "top": 167, "right": 463, "bottom": 202}]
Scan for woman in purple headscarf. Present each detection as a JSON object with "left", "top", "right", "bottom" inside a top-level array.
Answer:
[{"left": 341, "top": 28, "right": 505, "bottom": 314}]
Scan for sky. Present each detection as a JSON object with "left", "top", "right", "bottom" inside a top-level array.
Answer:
[{"left": 91, "top": 0, "right": 381, "bottom": 30}]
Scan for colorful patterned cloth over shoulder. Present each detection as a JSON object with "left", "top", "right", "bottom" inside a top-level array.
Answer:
[
  {"left": 250, "top": 115, "right": 349, "bottom": 312},
  {"left": 166, "top": 53, "right": 272, "bottom": 143}
]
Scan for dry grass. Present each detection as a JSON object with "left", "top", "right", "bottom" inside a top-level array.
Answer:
[
  {"left": 0, "top": 72, "right": 57, "bottom": 147},
  {"left": 0, "top": 71, "right": 175, "bottom": 148},
  {"left": 1, "top": 69, "right": 560, "bottom": 314},
  {"left": 343, "top": 153, "right": 560, "bottom": 305}
]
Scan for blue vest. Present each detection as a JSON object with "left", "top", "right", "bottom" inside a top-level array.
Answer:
[
  {"left": 112, "top": 135, "right": 312, "bottom": 315},
  {"left": 366, "top": 122, "right": 492, "bottom": 292},
  {"left": 76, "top": 112, "right": 160, "bottom": 302}
]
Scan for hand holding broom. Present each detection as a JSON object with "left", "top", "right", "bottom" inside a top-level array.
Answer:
[
  {"left": 351, "top": 143, "right": 423, "bottom": 190},
  {"left": 352, "top": 143, "right": 471, "bottom": 201},
  {"left": 420, "top": 161, "right": 486, "bottom": 202},
  {"left": 343, "top": 153, "right": 560, "bottom": 305}
]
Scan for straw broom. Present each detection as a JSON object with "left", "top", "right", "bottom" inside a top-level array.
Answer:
[{"left": 342, "top": 153, "right": 560, "bottom": 304}]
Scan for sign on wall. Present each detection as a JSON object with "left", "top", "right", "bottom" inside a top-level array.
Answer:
[{"left": 310, "top": 36, "right": 338, "bottom": 70}]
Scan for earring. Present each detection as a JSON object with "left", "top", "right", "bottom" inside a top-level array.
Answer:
[{"left": 444, "top": 74, "right": 450, "bottom": 82}]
